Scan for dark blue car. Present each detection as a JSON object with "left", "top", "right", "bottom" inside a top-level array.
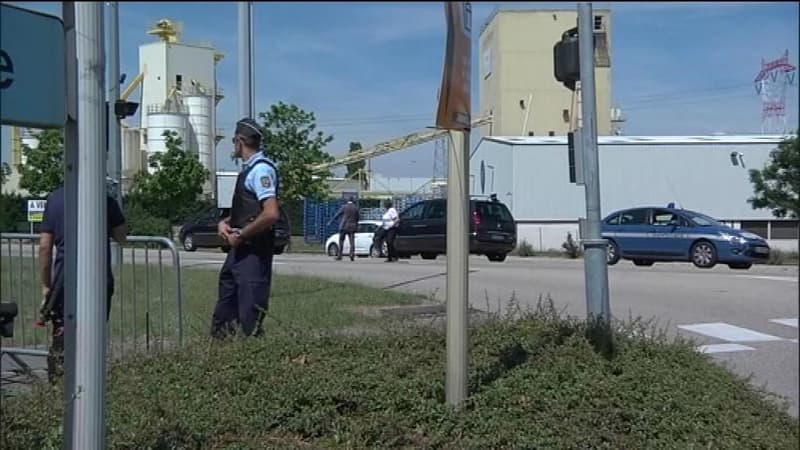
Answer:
[{"left": 601, "top": 205, "right": 770, "bottom": 269}]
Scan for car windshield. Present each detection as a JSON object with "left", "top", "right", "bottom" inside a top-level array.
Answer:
[
  {"left": 684, "top": 211, "right": 722, "bottom": 227},
  {"left": 475, "top": 202, "right": 514, "bottom": 222}
]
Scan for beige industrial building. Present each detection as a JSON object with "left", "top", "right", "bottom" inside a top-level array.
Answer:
[{"left": 480, "top": 9, "right": 620, "bottom": 137}]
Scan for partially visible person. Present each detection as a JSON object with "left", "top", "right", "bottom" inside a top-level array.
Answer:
[
  {"left": 381, "top": 199, "right": 400, "bottom": 262},
  {"left": 327, "top": 196, "right": 360, "bottom": 261},
  {"left": 39, "top": 184, "right": 128, "bottom": 383}
]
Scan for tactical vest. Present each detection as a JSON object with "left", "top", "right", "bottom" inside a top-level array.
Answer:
[{"left": 230, "top": 159, "right": 279, "bottom": 244}]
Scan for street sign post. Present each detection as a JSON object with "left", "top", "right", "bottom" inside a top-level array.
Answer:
[
  {"left": 27, "top": 199, "right": 47, "bottom": 233},
  {"left": 436, "top": 1, "right": 472, "bottom": 408},
  {"left": 0, "top": 3, "right": 66, "bottom": 128},
  {"left": 27, "top": 199, "right": 47, "bottom": 223}
]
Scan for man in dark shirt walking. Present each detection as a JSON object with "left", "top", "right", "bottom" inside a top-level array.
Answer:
[
  {"left": 328, "top": 196, "right": 360, "bottom": 261},
  {"left": 38, "top": 184, "right": 128, "bottom": 383}
]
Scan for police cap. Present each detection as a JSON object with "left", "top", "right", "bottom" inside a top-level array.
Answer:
[{"left": 235, "top": 118, "right": 263, "bottom": 145}]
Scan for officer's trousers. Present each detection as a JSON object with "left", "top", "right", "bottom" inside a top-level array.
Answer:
[{"left": 212, "top": 244, "right": 273, "bottom": 338}]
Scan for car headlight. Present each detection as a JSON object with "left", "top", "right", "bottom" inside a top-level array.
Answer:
[{"left": 720, "top": 233, "right": 747, "bottom": 245}]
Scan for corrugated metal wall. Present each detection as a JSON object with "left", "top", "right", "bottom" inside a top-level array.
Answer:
[{"left": 471, "top": 138, "right": 785, "bottom": 221}]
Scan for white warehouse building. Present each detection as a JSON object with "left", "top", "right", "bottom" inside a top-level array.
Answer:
[{"left": 469, "top": 135, "right": 798, "bottom": 252}]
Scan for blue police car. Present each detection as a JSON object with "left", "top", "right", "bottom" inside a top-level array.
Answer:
[{"left": 601, "top": 204, "right": 770, "bottom": 270}]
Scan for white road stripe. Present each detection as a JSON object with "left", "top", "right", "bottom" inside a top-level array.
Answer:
[
  {"left": 736, "top": 275, "right": 798, "bottom": 283},
  {"left": 697, "top": 343, "right": 755, "bottom": 354},
  {"left": 678, "top": 322, "right": 784, "bottom": 342},
  {"left": 769, "top": 318, "right": 799, "bottom": 328}
]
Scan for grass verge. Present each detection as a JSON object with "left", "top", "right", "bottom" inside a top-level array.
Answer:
[
  {"left": 1, "top": 257, "right": 420, "bottom": 352},
  {"left": 2, "top": 300, "right": 797, "bottom": 449}
]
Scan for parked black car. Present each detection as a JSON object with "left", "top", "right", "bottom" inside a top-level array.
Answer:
[
  {"left": 180, "top": 208, "right": 228, "bottom": 252},
  {"left": 394, "top": 197, "right": 517, "bottom": 262},
  {"left": 179, "top": 207, "right": 290, "bottom": 254}
]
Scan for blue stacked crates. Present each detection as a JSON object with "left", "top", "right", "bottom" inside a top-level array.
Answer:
[{"left": 303, "top": 198, "right": 346, "bottom": 244}]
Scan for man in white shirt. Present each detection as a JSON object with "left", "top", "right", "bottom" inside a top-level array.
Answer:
[{"left": 381, "top": 199, "right": 400, "bottom": 262}]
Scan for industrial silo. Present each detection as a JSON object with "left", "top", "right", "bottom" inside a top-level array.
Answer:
[
  {"left": 121, "top": 127, "right": 143, "bottom": 193},
  {"left": 146, "top": 110, "right": 188, "bottom": 173},
  {"left": 184, "top": 94, "right": 215, "bottom": 174}
]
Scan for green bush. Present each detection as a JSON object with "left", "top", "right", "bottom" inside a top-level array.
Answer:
[
  {"left": 0, "top": 192, "right": 26, "bottom": 232},
  {"left": 768, "top": 248, "right": 786, "bottom": 265},
  {"left": 562, "top": 232, "right": 582, "bottom": 258},
  {"left": 2, "top": 306, "right": 797, "bottom": 449},
  {"left": 123, "top": 200, "right": 172, "bottom": 237},
  {"left": 515, "top": 239, "right": 536, "bottom": 257}
]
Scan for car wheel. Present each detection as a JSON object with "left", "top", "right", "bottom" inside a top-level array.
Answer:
[
  {"left": 691, "top": 240, "right": 717, "bottom": 269},
  {"left": 183, "top": 233, "right": 197, "bottom": 252},
  {"left": 728, "top": 263, "right": 752, "bottom": 270},
  {"left": 327, "top": 243, "right": 339, "bottom": 257},
  {"left": 606, "top": 240, "right": 620, "bottom": 265},
  {"left": 488, "top": 253, "right": 507, "bottom": 262},
  {"left": 369, "top": 245, "right": 381, "bottom": 258},
  {"left": 633, "top": 259, "right": 654, "bottom": 267},
  {"left": 220, "top": 245, "right": 230, "bottom": 253},
  {"left": 274, "top": 245, "right": 285, "bottom": 255},
  {"left": 421, "top": 253, "right": 437, "bottom": 260}
]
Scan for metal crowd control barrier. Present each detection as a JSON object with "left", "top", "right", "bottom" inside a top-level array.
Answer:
[{"left": 0, "top": 233, "right": 183, "bottom": 381}]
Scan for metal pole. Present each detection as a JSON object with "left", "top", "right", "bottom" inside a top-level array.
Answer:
[
  {"left": 73, "top": 3, "right": 108, "bottom": 448},
  {"left": 108, "top": 1, "right": 122, "bottom": 267},
  {"left": 248, "top": 1, "right": 255, "bottom": 117},
  {"left": 578, "top": 3, "right": 610, "bottom": 322},
  {"left": 238, "top": 1, "right": 253, "bottom": 119},
  {"left": 61, "top": 3, "right": 78, "bottom": 447},
  {"left": 446, "top": 129, "right": 469, "bottom": 406}
]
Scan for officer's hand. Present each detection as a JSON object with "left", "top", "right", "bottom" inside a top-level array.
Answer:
[
  {"left": 227, "top": 231, "right": 242, "bottom": 248},
  {"left": 42, "top": 286, "right": 50, "bottom": 299},
  {"left": 218, "top": 220, "right": 233, "bottom": 239}
]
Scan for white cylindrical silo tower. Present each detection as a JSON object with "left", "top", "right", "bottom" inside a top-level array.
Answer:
[
  {"left": 19, "top": 128, "right": 40, "bottom": 165},
  {"left": 184, "top": 94, "right": 214, "bottom": 174},
  {"left": 147, "top": 111, "right": 188, "bottom": 173},
  {"left": 121, "top": 127, "right": 143, "bottom": 193}
]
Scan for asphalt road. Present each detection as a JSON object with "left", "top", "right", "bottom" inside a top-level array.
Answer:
[{"left": 183, "top": 250, "right": 799, "bottom": 416}]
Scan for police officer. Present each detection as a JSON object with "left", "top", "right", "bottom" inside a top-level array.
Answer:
[{"left": 212, "top": 118, "right": 280, "bottom": 338}]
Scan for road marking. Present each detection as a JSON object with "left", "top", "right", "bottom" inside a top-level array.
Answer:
[
  {"left": 678, "top": 322, "right": 784, "bottom": 342},
  {"left": 697, "top": 343, "right": 755, "bottom": 354},
  {"left": 769, "top": 318, "right": 798, "bottom": 328},
  {"left": 736, "top": 275, "right": 798, "bottom": 283}
]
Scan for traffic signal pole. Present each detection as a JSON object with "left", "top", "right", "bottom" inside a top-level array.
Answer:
[{"left": 577, "top": 3, "right": 611, "bottom": 323}]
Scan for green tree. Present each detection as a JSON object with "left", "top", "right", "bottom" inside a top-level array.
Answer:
[
  {"left": 0, "top": 162, "right": 10, "bottom": 185},
  {"left": 345, "top": 142, "right": 364, "bottom": 178},
  {"left": 345, "top": 141, "right": 368, "bottom": 191},
  {"left": 18, "top": 129, "right": 64, "bottom": 197},
  {"left": 748, "top": 135, "right": 799, "bottom": 219},
  {"left": 128, "top": 130, "right": 210, "bottom": 225},
  {"left": 0, "top": 192, "right": 26, "bottom": 232},
  {"left": 258, "top": 102, "right": 335, "bottom": 202}
]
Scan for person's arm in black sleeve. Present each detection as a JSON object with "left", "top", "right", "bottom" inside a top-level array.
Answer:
[{"left": 107, "top": 197, "right": 128, "bottom": 245}]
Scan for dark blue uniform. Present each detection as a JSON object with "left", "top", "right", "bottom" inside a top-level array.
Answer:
[{"left": 211, "top": 152, "right": 279, "bottom": 338}]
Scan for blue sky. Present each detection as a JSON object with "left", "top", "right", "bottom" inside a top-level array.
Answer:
[{"left": 2, "top": 1, "right": 798, "bottom": 177}]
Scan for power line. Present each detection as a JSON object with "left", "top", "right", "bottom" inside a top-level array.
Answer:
[
  {"left": 616, "top": 82, "right": 753, "bottom": 104},
  {"left": 623, "top": 92, "right": 756, "bottom": 111}
]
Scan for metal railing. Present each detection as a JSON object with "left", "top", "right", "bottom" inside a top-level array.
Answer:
[{"left": 0, "top": 234, "right": 183, "bottom": 370}]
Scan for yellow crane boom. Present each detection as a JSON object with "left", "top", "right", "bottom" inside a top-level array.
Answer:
[
  {"left": 309, "top": 115, "right": 492, "bottom": 173},
  {"left": 120, "top": 73, "right": 145, "bottom": 101}
]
